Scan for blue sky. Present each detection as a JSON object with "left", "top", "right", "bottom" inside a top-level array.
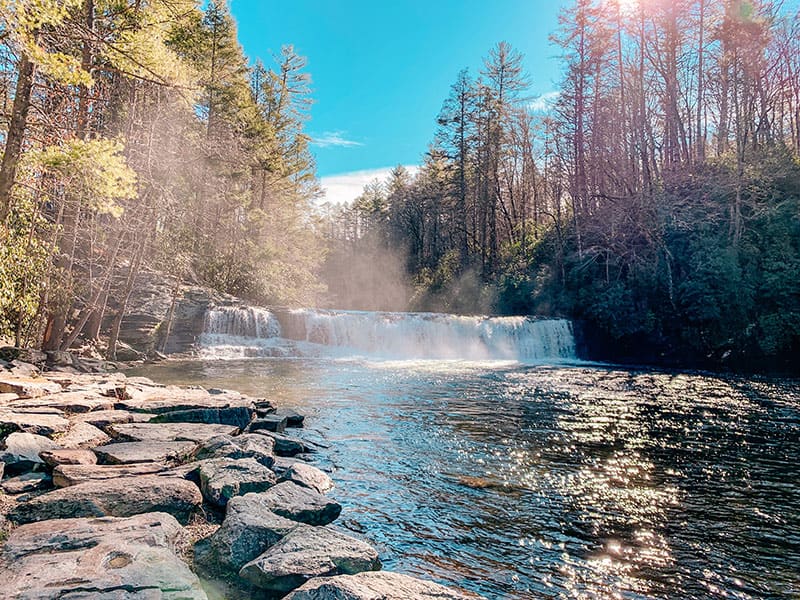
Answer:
[{"left": 230, "top": 0, "right": 566, "bottom": 203}]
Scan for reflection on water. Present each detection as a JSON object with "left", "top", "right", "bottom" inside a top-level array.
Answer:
[{"left": 128, "top": 360, "right": 800, "bottom": 599}]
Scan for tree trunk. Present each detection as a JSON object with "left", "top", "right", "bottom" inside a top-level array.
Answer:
[{"left": 0, "top": 54, "right": 35, "bottom": 222}]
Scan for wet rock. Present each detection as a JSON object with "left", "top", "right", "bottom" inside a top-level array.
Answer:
[
  {"left": 285, "top": 571, "right": 481, "bottom": 599},
  {"left": 0, "top": 376, "right": 61, "bottom": 399},
  {"left": 0, "top": 410, "right": 70, "bottom": 437},
  {"left": 8, "top": 475, "right": 202, "bottom": 524},
  {"left": 276, "top": 409, "right": 305, "bottom": 428},
  {"left": 255, "top": 481, "right": 341, "bottom": 526},
  {"left": 107, "top": 422, "right": 239, "bottom": 443},
  {"left": 94, "top": 441, "right": 197, "bottom": 464},
  {"left": 0, "top": 432, "right": 62, "bottom": 473},
  {"left": 39, "top": 448, "right": 98, "bottom": 467},
  {"left": 192, "top": 433, "right": 275, "bottom": 467},
  {"left": 0, "top": 512, "right": 207, "bottom": 599},
  {"left": 193, "top": 457, "right": 277, "bottom": 507},
  {"left": 253, "top": 430, "right": 310, "bottom": 456},
  {"left": 2, "top": 472, "right": 51, "bottom": 494},
  {"left": 53, "top": 463, "right": 167, "bottom": 487},
  {"left": 149, "top": 405, "right": 254, "bottom": 429},
  {"left": 282, "top": 463, "right": 335, "bottom": 494},
  {"left": 195, "top": 492, "right": 299, "bottom": 572},
  {"left": 239, "top": 526, "right": 381, "bottom": 593},
  {"left": 248, "top": 414, "right": 288, "bottom": 434},
  {"left": 56, "top": 421, "right": 111, "bottom": 448},
  {"left": 71, "top": 409, "right": 135, "bottom": 429}
]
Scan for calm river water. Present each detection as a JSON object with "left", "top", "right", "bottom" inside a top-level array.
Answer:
[{"left": 129, "top": 358, "right": 800, "bottom": 599}]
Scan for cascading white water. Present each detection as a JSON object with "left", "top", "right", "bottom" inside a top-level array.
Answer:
[
  {"left": 279, "top": 309, "right": 577, "bottom": 361},
  {"left": 199, "top": 306, "right": 287, "bottom": 359}
]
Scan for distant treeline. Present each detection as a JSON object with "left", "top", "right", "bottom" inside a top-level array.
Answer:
[
  {"left": 322, "top": 0, "right": 800, "bottom": 371},
  {"left": 0, "top": 1, "right": 324, "bottom": 356}
]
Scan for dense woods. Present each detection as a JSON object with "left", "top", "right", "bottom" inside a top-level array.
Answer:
[
  {"left": 0, "top": 0, "right": 323, "bottom": 357},
  {"left": 324, "top": 0, "right": 800, "bottom": 370}
]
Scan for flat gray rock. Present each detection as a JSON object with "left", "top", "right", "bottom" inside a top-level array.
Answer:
[
  {"left": 56, "top": 421, "right": 111, "bottom": 448},
  {"left": 6, "top": 390, "right": 115, "bottom": 413},
  {"left": 53, "top": 463, "right": 168, "bottom": 487},
  {"left": 0, "top": 512, "right": 207, "bottom": 599},
  {"left": 194, "top": 457, "right": 277, "bottom": 507},
  {"left": 108, "top": 422, "right": 238, "bottom": 443},
  {"left": 40, "top": 448, "right": 98, "bottom": 467},
  {"left": 70, "top": 409, "right": 135, "bottom": 429},
  {"left": 255, "top": 481, "right": 341, "bottom": 526},
  {"left": 0, "top": 410, "right": 70, "bottom": 436},
  {"left": 8, "top": 475, "right": 202, "bottom": 524},
  {"left": 275, "top": 409, "right": 305, "bottom": 428},
  {"left": 118, "top": 387, "right": 254, "bottom": 414},
  {"left": 2, "top": 471, "right": 51, "bottom": 494},
  {"left": 196, "top": 492, "right": 299, "bottom": 572},
  {"left": 282, "top": 462, "right": 335, "bottom": 494},
  {"left": 248, "top": 414, "right": 288, "bottom": 433},
  {"left": 285, "top": 571, "right": 482, "bottom": 599},
  {"left": 239, "top": 526, "right": 381, "bottom": 593},
  {"left": 0, "top": 376, "right": 62, "bottom": 398},
  {"left": 0, "top": 432, "right": 62, "bottom": 473},
  {"left": 252, "top": 430, "right": 309, "bottom": 456},
  {"left": 192, "top": 433, "right": 275, "bottom": 467},
  {"left": 93, "top": 441, "right": 197, "bottom": 464}
]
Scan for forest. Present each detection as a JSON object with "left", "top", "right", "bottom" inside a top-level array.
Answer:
[
  {"left": 322, "top": 0, "right": 800, "bottom": 371},
  {"left": 0, "top": 0, "right": 798, "bottom": 372},
  {"left": 0, "top": 0, "right": 324, "bottom": 357}
]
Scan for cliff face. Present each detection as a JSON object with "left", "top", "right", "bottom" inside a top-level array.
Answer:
[{"left": 109, "top": 271, "right": 236, "bottom": 355}]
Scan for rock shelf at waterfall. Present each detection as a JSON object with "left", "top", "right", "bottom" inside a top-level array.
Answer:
[
  {"left": 0, "top": 353, "right": 480, "bottom": 599},
  {"left": 200, "top": 305, "right": 578, "bottom": 362}
]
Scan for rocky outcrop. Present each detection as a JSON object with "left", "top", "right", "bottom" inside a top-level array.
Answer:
[
  {"left": 8, "top": 475, "right": 203, "bottom": 524},
  {"left": 239, "top": 526, "right": 381, "bottom": 593},
  {"left": 193, "top": 457, "right": 277, "bottom": 507},
  {"left": 0, "top": 512, "right": 207, "bottom": 599},
  {"left": 196, "top": 492, "right": 300, "bottom": 571},
  {"left": 254, "top": 481, "right": 342, "bottom": 526},
  {"left": 282, "top": 462, "right": 335, "bottom": 494},
  {"left": 1, "top": 432, "right": 62, "bottom": 473},
  {"left": 286, "top": 572, "right": 480, "bottom": 599}
]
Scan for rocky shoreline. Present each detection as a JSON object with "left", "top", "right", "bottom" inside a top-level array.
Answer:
[{"left": 0, "top": 350, "right": 481, "bottom": 599}]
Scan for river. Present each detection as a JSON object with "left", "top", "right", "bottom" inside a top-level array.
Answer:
[{"left": 128, "top": 309, "right": 800, "bottom": 599}]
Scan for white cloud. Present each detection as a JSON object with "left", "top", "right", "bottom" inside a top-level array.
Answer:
[
  {"left": 318, "top": 165, "right": 420, "bottom": 206},
  {"left": 311, "top": 131, "right": 364, "bottom": 148},
  {"left": 528, "top": 90, "right": 560, "bottom": 113}
]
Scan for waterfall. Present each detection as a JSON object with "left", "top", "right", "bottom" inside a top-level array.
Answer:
[
  {"left": 277, "top": 309, "right": 577, "bottom": 361},
  {"left": 199, "top": 306, "right": 286, "bottom": 358}
]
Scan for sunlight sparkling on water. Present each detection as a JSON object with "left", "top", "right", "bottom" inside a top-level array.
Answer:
[{"left": 128, "top": 359, "right": 800, "bottom": 599}]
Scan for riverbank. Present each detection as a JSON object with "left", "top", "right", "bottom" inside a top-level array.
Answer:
[{"left": 0, "top": 351, "right": 481, "bottom": 599}]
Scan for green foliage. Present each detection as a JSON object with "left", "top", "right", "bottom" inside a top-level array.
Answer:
[
  {"left": 0, "top": 197, "right": 52, "bottom": 342},
  {"left": 31, "top": 139, "right": 137, "bottom": 217}
]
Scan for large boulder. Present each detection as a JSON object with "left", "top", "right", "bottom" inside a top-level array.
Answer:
[
  {"left": 247, "top": 414, "right": 288, "bottom": 434},
  {"left": 55, "top": 421, "right": 111, "bottom": 448},
  {"left": 0, "top": 512, "right": 207, "bottom": 599},
  {"left": 192, "top": 433, "right": 275, "bottom": 467},
  {"left": 253, "top": 481, "right": 341, "bottom": 526},
  {"left": 8, "top": 475, "right": 202, "bottom": 524},
  {"left": 0, "top": 432, "right": 62, "bottom": 473},
  {"left": 107, "top": 422, "right": 239, "bottom": 443},
  {"left": 7, "top": 390, "right": 115, "bottom": 414},
  {"left": 53, "top": 463, "right": 167, "bottom": 488},
  {"left": 285, "top": 572, "right": 482, "bottom": 600},
  {"left": 0, "top": 376, "right": 62, "bottom": 399},
  {"left": 282, "top": 462, "right": 335, "bottom": 494},
  {"left": 252, "top": 430, "right": 310, "bottom": 456},
  {"left": 239, "top": 526, "right": 381, "bottom": 594},
  {"left": 0, "top": 410, "right": 70, "bottom": 437},
  {"left": 93, "top": 441, "right": 197, "bottom": 464},
  {"left": 193, "top": 457, "right": 277, "bottom": 507},
  {"left": 195, "top": 492, "right": 300, "bottom": 572},
  {"left": 117, "top": 386, "right": 254, "bottom": 415}
]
